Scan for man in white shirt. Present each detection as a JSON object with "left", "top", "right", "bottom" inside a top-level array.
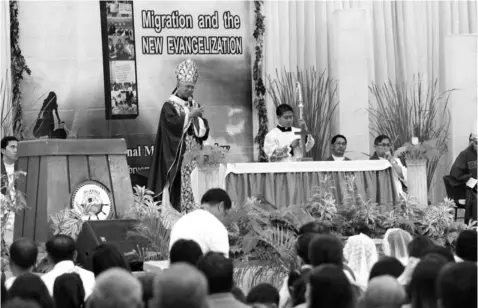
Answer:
[
  {"left": 324, "top": 134, "right": 352, "bottom": 161},
  {"left": 264, "top": 104, "right": 314, "bottom": 162},
  {"left": 41, "top": 234, "right": 95, "bottom": 299},
  {"left": 370, "top": 135, "right": 407, "bottom": 196},
  {"left": 1, "top": 136, "right": 19, "bottom": 244},
  {"left": 169, "top": 188, "right": 231, "bottom": 258},
  {"left": 5, "top": 238, "right": 38, "bottom": 289}
]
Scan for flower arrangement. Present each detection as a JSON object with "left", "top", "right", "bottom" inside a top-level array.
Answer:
[
  {"left": 182, "top": 144, "right": 229, "bottom": 170},
  {"left": 394, "top": 139, "right": 441, "bottom": 163}
]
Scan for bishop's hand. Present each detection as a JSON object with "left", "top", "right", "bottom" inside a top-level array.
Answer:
[
  {"left": 189, "top": 106, "right": 205, "bottom": 118},
  {"left": 290, "top": 138, "right": 300, "bottom": 148}
]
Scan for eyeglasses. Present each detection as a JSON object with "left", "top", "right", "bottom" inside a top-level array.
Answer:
[
  {"left": 334, "top": 142, "right": 347, "bottom": 146},
  {"left": 377, "top": 143, "right": 391, "bottom": 147}
]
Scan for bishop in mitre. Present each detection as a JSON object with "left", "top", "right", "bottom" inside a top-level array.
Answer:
[
  {"left": 148, "top": 59, "right": 209, "bottom": 213},
  {"left": 264, "top": 104, "right": 315, "bottom": 162}
]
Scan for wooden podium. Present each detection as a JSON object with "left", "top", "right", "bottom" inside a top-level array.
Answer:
[{"left": 13, "top": 139, "right": 133, "bottom": 242}]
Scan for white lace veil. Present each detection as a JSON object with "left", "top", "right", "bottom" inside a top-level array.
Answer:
[
  {"left": 382, "top": 228, "right": 413, "bottom": 265},
  {"left": 343, "top": 233, "right": 379, "bottom": 288}
]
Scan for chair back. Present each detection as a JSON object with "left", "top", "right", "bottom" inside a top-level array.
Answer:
[{"left": 443, "top": 175, "right": 467, "bottom": 203}]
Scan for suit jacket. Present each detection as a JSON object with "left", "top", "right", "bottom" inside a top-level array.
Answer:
[
  {"left": 325, "top": 155, "right": 351, "bottom": 161},
  {"left": 207, "top": 293, "right": 250, "bottom": 308}
]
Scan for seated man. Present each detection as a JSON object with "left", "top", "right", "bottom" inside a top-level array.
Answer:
[
  {"left": 5, "top": 238, "right": 38, "bottom": 289},
  {"left": 41, "top": 234, "right": 95, "bottom": 299},
  {"left": 169, "top": 188, "right": 231, "bottom": 257},
  {"left": 324, "top": 134, "right": 351, "bottom": 161},
  {"left": 169, "top": 239, "right": 203, "bottom": 266},
  {"left": 449, "top": 131, "right": 477, "bottom": 223},
  {"left": 264, "top": 104, "right": 314, "bottom": 162},
  {"left": 370, "top": 135, "right": 407, "bottom": 196},
  {"left": 196, "top": 252, "right": 250, "bottom": 308},
  {"left": 88, "top": 268, "right": 143, "bottom": 308}
]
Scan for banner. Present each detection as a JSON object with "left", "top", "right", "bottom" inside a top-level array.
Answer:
[{"left": 18, "top": 1, "right": 253, "bottom": 186}]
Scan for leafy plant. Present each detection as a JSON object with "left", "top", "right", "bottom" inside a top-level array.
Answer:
[
  {"left": 1, "top": 171, "right": 28, "bottom": 272},
  {"left": 369, "top": 76, "right": 452, "bottom": 190},
  {"left": 394, "top": 140, "right": 441, "bottom": 162},
  {"left": 182, "top": 144, "right": 229, "bottom": 169},
  {"left": 267, "top": 67, "right": 338, "bottom": 160},
  {"left": 49, "top": 202, "right": 99, "bottom": 240}
]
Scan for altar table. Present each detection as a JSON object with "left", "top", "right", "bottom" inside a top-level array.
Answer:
[{"left": 191, "top": 160, "right": 399, "bottom": 209}]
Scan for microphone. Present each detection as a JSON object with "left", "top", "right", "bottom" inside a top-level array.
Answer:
[{"left": 188, "top": 96, "right": 194, "bottom": 108}]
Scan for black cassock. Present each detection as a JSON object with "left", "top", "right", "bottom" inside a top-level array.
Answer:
[
  {"left": 147, "top": 99, "right": 209, "bottom": 211},
  {"left": 449, "top": 144, "right": 477, "bottom": 223}
]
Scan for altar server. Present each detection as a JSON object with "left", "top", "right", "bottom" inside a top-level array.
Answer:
[{"left": 264, "top": 104, "right": 314, "bottom": 162}]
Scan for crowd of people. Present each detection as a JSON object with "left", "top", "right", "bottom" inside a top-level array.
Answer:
[{"left": 2, "top": 188, "right": 477, "bottom": 308}]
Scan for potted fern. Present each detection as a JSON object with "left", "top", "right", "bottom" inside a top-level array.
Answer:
[
  {"left": 394, "top": 139, "right": 441, "bottom": 205},
  {"left": 369, "top": 76, "right": 451, "bottom": 193},
  {"left": 183, "top": 144, "right": 229, "bottom": 198}
]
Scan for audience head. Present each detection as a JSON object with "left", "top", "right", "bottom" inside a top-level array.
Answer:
[
  {"left": 138, "top": 274, "right": 155, "bottom": 308},
  {"left": 374, "top": 135, "right": 392, "bottom": 157},
  {"left": 343, "top": 233, "right": 378, "bottom": 287},
  {"left": 409, "top": 255, "right": 448, "bottom": 308},
  {"left": 7, "top": 273, "right": 54, "bottom": 308},
  {"left": 455, "top": 230, "right": 477, "bottom": 262},
  {"left": 200, "top": 188, "right": 232, "bottom": 218},
  {"left": 53, "top": 273, "right": 85, "bottom": 308},
  {"left": 383, "top": 228, "right": 413, "bottom": 264},
  {"left": 45, "top": 234, "right": 76, "bottom": 265},
  {"left": 297, "top": 221, "right": 330, "bottom": 235},
  {"left": 231, "top": 286, "right": 247, "bottom": 303},
  {"left": 1, "top": 136, "right": 18, "bottom": 163},
  {"left": 288, "top": 267, "right": 312, "bottom": 307},
  {"left": 151, "top": 263, "right": 208, "bottom": 308},
  {"left": 423, "top": 246, "right": 455, "bottom": 263},
  {"left": 331, "top": 134, "right": 347, "bottom": 157},
  {"left": 308, "top": 234, "right": 344, "bottom": 268},
  {"left": 296, "top": 233, "right": 317, "bottom": 265},
  {"left": 359, "top": 275, "right": 406, "bottom": 308},
  {"left": 88, "top": 268, "right": 142, "bottom": 308},
  {"left": 246, "top": 283, "right": 279, "bottom": 308},
  {"left": 169, "top": 239, "right": 203, "bottom": 266},
  {"left": 92, "top": 243, "right": 131, "bottom": 277},
  {"left": 307, "top": 264, "right": 354, "bottom": 308},
  {"left": 3, "top": 299, "right": 41, "bottom": 308},
  {"left": 369, "top": 256, "right": 405, "bottom": 281},
  {"left": 408, "top": 235, "right": 435, "bottom": 259},
  {"left": 9, "top": 238, "right": 38, "bottom": 276},
  {"left": 437, "top": 262, "right": 477, "bottom": 308},
  {"left": 196, "top": 252, "right": 233, "bottom": 294}
]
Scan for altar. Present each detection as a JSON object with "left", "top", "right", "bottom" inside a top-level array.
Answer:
[{"left": 192, "top": 160, "right": 399, "bottom": 209}]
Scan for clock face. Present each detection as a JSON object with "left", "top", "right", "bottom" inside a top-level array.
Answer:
[{"left": 71, "top": 181, "right": 114, "bottom": 221}]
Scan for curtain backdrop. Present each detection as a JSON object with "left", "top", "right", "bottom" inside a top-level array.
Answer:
[
  {"left": 1, "top": 0, "right": 12, "bottom": 139},
  {"left": 262, "top": 0, "right": 477, "bottom": 128}
]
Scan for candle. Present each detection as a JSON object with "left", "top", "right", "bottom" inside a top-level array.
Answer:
[{"left": 412, "top": 137, "right": 419, "bottom": 145}]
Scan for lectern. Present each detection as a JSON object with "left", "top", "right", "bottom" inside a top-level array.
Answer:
[{"left": 13, "top": 139, "right": 133, "bottom": 242}]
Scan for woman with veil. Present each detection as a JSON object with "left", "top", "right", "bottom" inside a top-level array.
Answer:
[
  {"left": 343, "top": 233, "right": 379, "bottom": 290},
  {"left": 382, "top": 228, "right": 413, "bottom": 265}
]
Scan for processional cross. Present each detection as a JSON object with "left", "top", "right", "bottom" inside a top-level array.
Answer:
[{"left": 294, "top": 82, "right": 313, "bottom": 162}]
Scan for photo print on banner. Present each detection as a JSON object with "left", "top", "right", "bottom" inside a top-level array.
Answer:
[{"left": 101, "top": 0, "right": 139, "bottom": 119}]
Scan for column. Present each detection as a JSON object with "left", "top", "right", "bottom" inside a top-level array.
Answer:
[
  {"left": 444, "top": 35, "right": 478, "bottom": 161},
  {"left": 332, "top": 10, "right": 370, "bottom": 160}
]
